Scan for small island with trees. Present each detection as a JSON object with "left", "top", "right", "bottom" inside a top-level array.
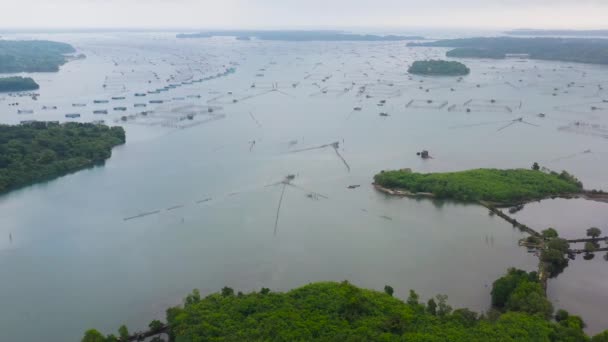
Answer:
[
  {"left": 0, "top": 122, "right": 125, "bottom": 195},
  {"left": 408, "top": 60, "right": 470, "bottom": 76},
  {"left": 81, "top": 267, "right": 605, "bottom": 341},
  {"left": 373, "top": 168, "right": 583, "bottom": 205},
  {"left": 0, "top": 40, "right": 76, "bottom": 73},
  {"left": 0, "top": 76, "right": 39, "bottom": 92}
]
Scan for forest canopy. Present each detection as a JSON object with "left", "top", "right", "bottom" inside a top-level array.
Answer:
[
  {"left": 0, "top": 122, "right": 125, "bottom": 194},
  {"left": 0, "top": 76, "right": 39, "bottom": 92},
  {"left": 0, "top": 40, "right": 76, "bottom": 73},
  {"left": 374, "top": 168, "right": 583, "bottom": 204},
  {"left": 408, "top": 60, "right": 470, "bottom": 76}
]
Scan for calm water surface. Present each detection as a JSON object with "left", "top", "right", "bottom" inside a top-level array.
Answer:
[{"left": 0, "top": 32, "right": 607, "bottom": 340}]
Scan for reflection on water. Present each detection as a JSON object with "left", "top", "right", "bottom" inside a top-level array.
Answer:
[{"left": 0, "top": 31, "right": 607, "bottom": 340}]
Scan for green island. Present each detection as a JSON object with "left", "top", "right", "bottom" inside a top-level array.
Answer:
[
  {"left": 0, "top": 122, "right": 125, "bottom": 195},
  {"left": 82, "top": 268, "right": 607, "bottom": 341},
  {"left": 373, "top": 168, "right": 583, "bottom": 205},
  {"left": 0, "top": 76, "right": 39, "bottom": 92},
  {"left": 408, "top": 60, "right": 470, "bottom": 76},
  {"left": 407, "top": 37, "right": 608, "bottom": 65},
  {"left": 0, "top": 40, "right": 76, "bottom": 73}
]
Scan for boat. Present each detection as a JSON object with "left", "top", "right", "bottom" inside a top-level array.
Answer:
[
  {"left": 72, "top": 103, "right": 86, "bottom": 107},
  {"left": 42, "top": 106, "right": 57, "bottom": 110},
  {"left": 65, "top": 113, "right": 81, "bottom": 118},
  {"left": 113, "top": 107, "right": 127, "bottom": 111},
  {"left": 93, "top": 110, "right": 108, "bottom": 114},
  {"left": 111, "top": 96, "right": 126, "bottom": 100},
  {"left": 134, "top": 93, "right": 147, "bottom": 97},
  {"left": 149, "top": 100, "right": 163, "bottom": 104},
  {"left": 94, "top": 99, "right": 109, "bottom": 104},
  {"left": 17, "top": 109, "right": 34, "bottom": 114},
  {"left": 134, "top": 103, "right": 147, "bottom": 107}
]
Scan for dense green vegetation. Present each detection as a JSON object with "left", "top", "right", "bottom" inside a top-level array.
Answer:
[
  {"left": 408, "top": 37, "right": 608, "bottom": 65},
  {"left": 0, "top": 40, "right": 76, "bottom": 73},
  {"left": 539, "top": 229, "right": 570, "bottom": 278},
  {"left": 408, "top": 60, "right": 470, "bottom": 76},
  {"left": 374, "top": 168, "right": 583, "bottom": 204},
  {"left": 0, "top": 76, "right": 39, "bottom": 92},
  {"left": 83, "top": 268, "right": 607, "bottom": 341},
  {"left": 0, "top": 122, "right": 125, "bottom": 194}
]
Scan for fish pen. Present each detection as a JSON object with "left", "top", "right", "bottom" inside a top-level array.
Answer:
[
  {"left": 558, "top": 121, "right": 608, "bottom": 139},
  {"left": 405, "top": 99, "right": 449, "bottom": 110},
  {"left": 448, "top": 99, "right": 522, "bottom": 113}
]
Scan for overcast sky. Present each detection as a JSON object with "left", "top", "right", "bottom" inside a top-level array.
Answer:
[{"left": 2, "top": 0, "right": 608, "bottom": 30}]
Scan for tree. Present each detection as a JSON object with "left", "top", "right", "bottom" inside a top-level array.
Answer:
[
  {"left": 185, "top": 289, "right": 201, "bottom": 307},
  {"left": 593, "top": 330, "right": 608, "bottom": 342},
  {"left": 491, "top": 268, "right": 538, "bottom": 308},
  {"left": 81, "top": 329, "right": 106, "bottom": 342},
  {"left": 436, "top": 294, "right": 452, "bottom": 317},
  {"left": 406, "top": 290, "right": 419, "bottom": 306},
  {"left": 452, "top": 308, "right": 478, "bottom": 327},
  {"left": 587, "top": 227, "right": 602, "bottom": 239},
  {"left": 542, "top": 228, "right": 559, "bottom": 239},
  {"left": 541, "top": 249, "right": 569, "bottom": 278},
  {"left": 221, "top": 286, "right": 234, "bottom": 297},
  {"left": 547, "top": 238, "right": 570, "bottom": 253},
  {"left": 118, "top": 325, "right": 129, "bottom": 339},
  {"left": 384, "top": 285, "right": 394, "bottom": 297},
  {"left": 532, "top": 162, "right": 540, "bottom": 171},
  {"left": 506, "top": 281, "right": 553, "bottom": 319},
  {"left": 555, "top": 309, "right": 569, "bottom": 322},
  {"left": 260, "top": 287, "right": 270, "bottom": 295},
  {"left": 427, "top": 298, "right": 437, "bottom": 315},
  {"left": 585, "top": 242, "right": 597, "bottom": 254},
  {"left": 148, "top": 320, "right": 164, "bottom": 331}
]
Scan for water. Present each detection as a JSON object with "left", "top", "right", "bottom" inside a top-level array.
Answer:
[{"left": 0, "top": 32, "right": 607, "bottom": 340}]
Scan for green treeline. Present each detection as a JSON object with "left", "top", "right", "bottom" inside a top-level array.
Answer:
[
  {"left": 83, "top": 268, "right": 606, "bottom": 341},
  {"left": 0, "top": 76, "right": 39, "bottom": 92},
  {"left": 0, "top": 40, "right": 76, "bottom": 73},
  {"left": 408, "top": 60, "right": 470, "bottom": 76},
  {"left": 374, "top": 168, "right": 583, "bottom": 204},
  {"left": 408, "top": 37, "right": 608, "bottom": 65},
  {"left": 0, "top": 122, "right": 125, "bottom": 194}
]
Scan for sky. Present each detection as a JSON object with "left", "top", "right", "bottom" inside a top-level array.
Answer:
[{"left": 1, "top": 0, "right": 608, "bottom": 30}]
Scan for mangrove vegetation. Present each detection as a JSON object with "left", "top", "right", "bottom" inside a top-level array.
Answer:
[
  {"left": 408, "top": 37, "right": 608, "bottom": 65},
  {"left": 374, "top": 168, "right": 583, "bottom": 205},
  {"left": 0, "top": 122, "right": 125, "bottom": 194},
  {"left": 82, "top": 268, "right": 606, "bottom": 341}
]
